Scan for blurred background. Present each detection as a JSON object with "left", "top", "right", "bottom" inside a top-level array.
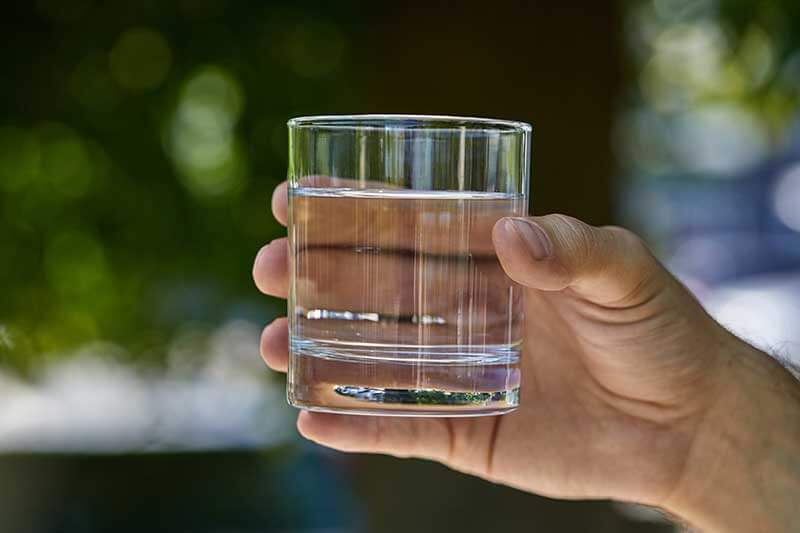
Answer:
[{"left": 0, "top": 0, "right": 798, "bottom": 531}]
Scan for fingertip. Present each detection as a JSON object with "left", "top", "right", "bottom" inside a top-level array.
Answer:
[
  {"left": 296, "top": 410, "right": 317, "bottom": 439},
  {"left": 295, "top": 411, "right": 331, "bottom": 444},
  {"left": 252, "top": 238, "right": 289, "bottom": 297},
  {"left": 260, "top": 317, "right": 289, "bottom": 372},
  {"left": 498, "top": 217, "right": 552, "bottom": 260},
  {"left": 491, "top": 217, "right": 518, "bottom": 252},
  {"left": 252, "top": 244, "right": 270, "bottom": 281},
  {"left": 491, "top": 217, "right": 536, "bottom": 283},
  {"left": 271, "top": 182, "right": 289, "bottom": 226}
]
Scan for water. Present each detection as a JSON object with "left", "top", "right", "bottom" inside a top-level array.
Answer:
[{"left": 287, "top": 188, "right": 525, "bottom": 416}]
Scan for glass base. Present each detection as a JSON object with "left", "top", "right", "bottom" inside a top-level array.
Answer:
[
  {"left": 287, "top": 339, "right": 521, "bottom": 417},
  {"left": 290, "top": 388, "right": 519, "bottom": 417}
]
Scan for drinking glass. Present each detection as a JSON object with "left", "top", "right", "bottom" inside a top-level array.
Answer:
[{"left": 286, "top": 115, "right": 531, "bottom": 416}]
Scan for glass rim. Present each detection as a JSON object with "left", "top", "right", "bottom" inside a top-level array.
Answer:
[{"left": 287, "top": 114, "right": 532, "bottom": 133}]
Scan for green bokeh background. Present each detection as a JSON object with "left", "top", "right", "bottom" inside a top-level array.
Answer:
[{"left": 1, "top": 1, "right": 368, "bottom": 372}]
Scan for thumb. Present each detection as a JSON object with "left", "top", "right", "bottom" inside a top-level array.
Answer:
[{"left": 492, "top": 214, "right": 664, "bottom": 305}]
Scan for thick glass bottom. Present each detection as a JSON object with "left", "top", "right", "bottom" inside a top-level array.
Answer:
[{"left": 287, "top": 338, "right": 521, "bottom": 417}]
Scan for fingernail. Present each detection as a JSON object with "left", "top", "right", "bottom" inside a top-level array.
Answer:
[{"left": 506, "top": 218, "right": 552, "bottom": 260}]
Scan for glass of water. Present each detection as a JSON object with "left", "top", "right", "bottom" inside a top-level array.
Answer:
[{"left": 286, "top": 115, "right": 531, "bottom": 416}]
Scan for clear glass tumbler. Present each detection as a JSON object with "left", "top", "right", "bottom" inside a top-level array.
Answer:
[{"left": 286, "top": 115, "right": 531, "bottom": 416}]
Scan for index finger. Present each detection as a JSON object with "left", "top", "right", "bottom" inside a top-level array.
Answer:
[
  {"left": 273, "top": 176, "right": 342, "bottom": 226},
  {"left": 272, "top": 176, "right": 338, "bottom": 226}
]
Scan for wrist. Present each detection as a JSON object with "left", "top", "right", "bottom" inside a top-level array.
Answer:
[{"left": 662, "top": 333, "right": 800, "bottom": 532}]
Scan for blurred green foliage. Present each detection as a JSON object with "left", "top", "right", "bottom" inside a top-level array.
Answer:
[
  {"left": 621, "top": 0, "right": 800, "bottom": 176},
  {"left": 0, "top": 0, "right": 364, "bottom": 373}
]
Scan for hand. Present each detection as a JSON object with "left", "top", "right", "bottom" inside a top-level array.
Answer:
[{"left": 254, "top": 182, "right": 800, "bottom": 532}]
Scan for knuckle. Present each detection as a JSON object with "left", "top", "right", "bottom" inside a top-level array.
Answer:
[
  {"left": 547, "top": 213, "right": 585, "bottom": 233},
  {"left": 604, "top": 225, "right": 656, "bottom": 268},
  {"left": 604, "top": 225, "right": 647, "bottom": 251},
  {"left": 549, "top": 214, "right": 596, "bottom": 261},
  {"left": 550, "top": 214, "right": 593, "bottom": 240}
]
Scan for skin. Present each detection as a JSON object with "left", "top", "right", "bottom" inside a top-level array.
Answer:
[{"left": 254, "top": 181, "right": 800, "bottom": 532}]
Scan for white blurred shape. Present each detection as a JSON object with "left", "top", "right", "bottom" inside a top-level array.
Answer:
[
  {"left": 773, "top": 163, "right": 800, "bottom": 232},
  {"left": 668, "top": 235, "right": 738, "bottom": 281},
  {"left": 706, "top": 273, "right": 800, "bottom": 364},
  {"left": 0, "top": 343, "right": 152, "bottom": 452},
  {"left": 674, "top": 104, "right": 768, "bottom": 174},
  {"left": 166, "top": 66, "right": 246, "bottom": 197},
  {"left": 0, "top": 321, "right": 294, "bottom": 453},
  {"left": 638, "top": 19, "right": 729, "bottom": 113},
  {"left": 653, "top": 21, "right": 726, "bottom": 87}
]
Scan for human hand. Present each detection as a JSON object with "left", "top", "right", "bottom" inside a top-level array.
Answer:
[{"left": 254, "top": 182, "right": 800, "bottom": 532}]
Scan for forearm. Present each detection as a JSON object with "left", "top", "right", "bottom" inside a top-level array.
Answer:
[{"left": 664, "top": 336, "right": 800, "bottom": 532}]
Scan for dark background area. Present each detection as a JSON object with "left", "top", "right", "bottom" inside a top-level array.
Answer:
[{"left": 0, "top": 451, "right": 671, "bottom": 533}]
